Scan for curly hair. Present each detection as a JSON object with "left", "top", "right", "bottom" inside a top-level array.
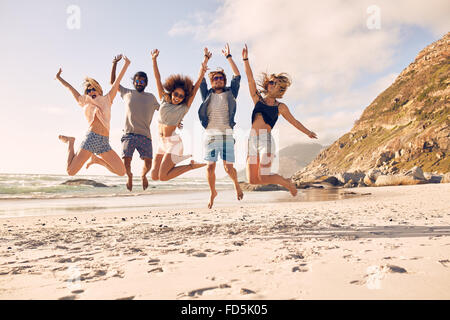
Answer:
[
  {"left": 83, "top": 77, "right": 103, "bottom": 96},
  {"left": 208, "top": 68, "right": 227, "bottom": 86},
  {"left": 258, "top": 72, "right": 291, "bottom": 98},
  {"left": 163, "top": 74, "right": 194, "bottom": 104}
]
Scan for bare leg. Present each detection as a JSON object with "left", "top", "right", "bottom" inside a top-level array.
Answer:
[
  {"left": 142, "top": 158, "right": 152, "bottom": 190},
  {"left": 122, "top": 157, "right": 133, "bottom": 191},
  {"left": 59, "top": 135, "right": 92, "bottom": 176},
  {"left": 246, "top": 154, "right": 296, "bottom": 196},
  {"left": 259, "top": 153, "right": 297, "bottom": 196},
  {"left": 206, "top": 162, "right": 218, "bottom": 209},
  {"left": 224, "top": 161, "right": 243, "bottom": 201},
  {"left": 85, "top": 151, "right": 126, "bottom": 176},
  {"left": 150, "top": 154, "right": 164, "bottom": 181},
  {"left": 159, "top": 153, "right": 206, "bottom": 181}
]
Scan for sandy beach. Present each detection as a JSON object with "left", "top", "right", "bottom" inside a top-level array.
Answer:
[{"left": 0, "top": 183, "right": 449, "bottom": 300}]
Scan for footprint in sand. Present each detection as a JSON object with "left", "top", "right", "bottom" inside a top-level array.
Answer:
[
  {"left": 183, "top": 284, "right": 231, "bottom": 297},
  {"left": 438, "top": 260, "right": 449, "bottom": 267},
  {"left": 292, "top": 266, "right": 308, "bottom": 272},
  {"left": 116, "top": 296, "right": 135, "bottom": 300},
  {"left": 240, "top": 288, "right": 256, "bottom": 295},
  {"left": 58, "top": 295, "right": 77, "bottom": 300}
]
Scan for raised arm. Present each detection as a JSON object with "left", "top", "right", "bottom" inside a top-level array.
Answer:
[
  {"left": 55, "top": 68, "right": 81, "bottom": 103},
  {"left": 110, "top": 54, "right": 122, "bottom": 85},
  {"left": 108, "top": 55, "right": 130, "bottom": 102},
  {"left": 151, "top": 49, "right": 168, "bottom": 102},
  {"left": 279, "top": 104, "right": 318, "bottom": 139},
  {"left": 242, "top": 44, "right": 259, "bottom": 104},
  {"left": 186, "top": 48, "right": 211, "bottom": 107},
  {"left": 222, "top": 43, "right": 240, "bottom": 76}
]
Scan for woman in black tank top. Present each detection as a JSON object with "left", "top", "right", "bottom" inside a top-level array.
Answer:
[{"left": 242, "top": 44, "right": 318, "bottom": 196}]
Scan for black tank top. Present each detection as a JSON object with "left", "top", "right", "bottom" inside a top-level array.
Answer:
[{"left": 251, "top": 100, "right": 280, "bottom": 128}]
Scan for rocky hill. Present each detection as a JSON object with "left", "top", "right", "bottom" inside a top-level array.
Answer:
[{"left": 293, "top": 32, "right": 449, "bottom": 184}]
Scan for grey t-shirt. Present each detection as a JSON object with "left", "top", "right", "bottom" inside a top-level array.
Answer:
[{"left": 119, "top": 85, "right": 160, "bottom": 139}]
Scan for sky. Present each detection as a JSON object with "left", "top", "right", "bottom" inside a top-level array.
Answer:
[{"left": 0, "top": 0, "right": 448, "bottom": 177}]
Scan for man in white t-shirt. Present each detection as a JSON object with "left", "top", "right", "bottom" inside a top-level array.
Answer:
[
  {"left": 198, "top": 44, "right": 243, "bottom": 209},
  {"left": 111, "top": 55, "right": 160, "bottom": 191}
]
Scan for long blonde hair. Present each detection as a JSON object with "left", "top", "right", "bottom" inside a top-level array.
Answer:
[
  {"left": 83, "top": 77, "right": 103, "bottom": 96},
  {"left": 258, "top": 72, "right": 292, "bottom": 98}
]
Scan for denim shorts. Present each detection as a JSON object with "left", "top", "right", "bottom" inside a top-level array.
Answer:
[
  {"left": 204, "top": 134, "right": 235, "bottom": 163},
  {"left": 80, "top": 131, "right": 112, "bottom": 155},
  {"left": 121, "top": 133, "right": 153, "bottom": 159}
]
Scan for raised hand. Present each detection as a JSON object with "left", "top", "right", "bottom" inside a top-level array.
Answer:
[
  {"left": 122, "top": 55, "right": 131, "bottom": 64},
  {"left": 222, "top": 43, "right": 231, "bottom": 57},
  {"left": 307, "top": 131, "right": 318, "bottom": 139},
  {"left": 204, "top": 47, "right": 212, "bottom": 60},
  {"left": 151, "top": 49, "right": 159, "bottom": 60},
  {"left": 112, "top": 54, "right": 122, "bottom": 64},
  {"left": 200, "top": 61, "right": 209, "bottom": 74},
  {"left": 56, "top": 67, "right": 62, "bottom": 79},
  {"left": 242, "top": 44, "right": 248, "bottom": 60}
]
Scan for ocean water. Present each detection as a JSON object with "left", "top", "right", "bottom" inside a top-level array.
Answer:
[
  {"left": 0, "top": 173, "right": 232, "bottom": 200},
  {"left": 0, "top": 174, "right": 361, "bottom": 218}
]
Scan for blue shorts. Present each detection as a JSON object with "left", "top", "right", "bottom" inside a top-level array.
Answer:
[
  {"left": 121, "top": 133, "right": 153, "bottom": 159},
  {"left": 204, "top": 134, "right": 235, "bottom": 163},
  {"left": 80, "top": 131, "right": 112, "bottom": 155}
]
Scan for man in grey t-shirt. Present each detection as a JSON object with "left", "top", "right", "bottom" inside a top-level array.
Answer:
[{"left": 111, "top": 54, "right": 159, "bottom": 191}]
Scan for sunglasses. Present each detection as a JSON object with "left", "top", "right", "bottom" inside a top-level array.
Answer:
[
  {"left": 268, "top": 80, "right": 277, "bottom": 86},
  {"left": 172, "top": 91, "right": 185, "bottom": 99},
  {"left": 135, "top": 79, "right": 146, "bottom": 85},
  {"left": 213, "top": 76, "right": 224, "bottom": 81},
  {"left": 86, "top": 88, "right": 96, "bottom": 94}
]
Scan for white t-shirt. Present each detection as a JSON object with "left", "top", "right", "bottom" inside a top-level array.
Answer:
[{"left": 206, "top": 92, "right": 231, "bottom": 134}]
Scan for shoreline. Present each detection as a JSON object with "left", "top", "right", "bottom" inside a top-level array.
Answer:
[
  {"left": 0, "top": 183, "right": 449, "bottom": 299},
  {"left": 0, "top": 187, "right": 365, "bottom": 219}
]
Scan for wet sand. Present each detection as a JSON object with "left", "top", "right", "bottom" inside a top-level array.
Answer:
[{"left": 0, "top": 183, "right": 449, "bottom": 299}]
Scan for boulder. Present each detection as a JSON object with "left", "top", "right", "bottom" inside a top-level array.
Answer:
[
  {"left": 344, "top": 179, "right": 357, "bottom": 188},
  {"left": 315, "top": 176, "right": 343, "bottom": 186},
  {"left": 335, "top": 172, "right": 366, "bottom": 184},
  {"left": 375, "top": 151, "right": 394, "bottom": 167},
  {"left": 239, "top": 182, "right": 288, "bottom": 192},
  {"left": 375, "top": 175, "right": 425, "bottom": 186},
  {"left": 363, "top": 168, "right": 381, "bottom": 186},
  {"left": 405, "top": 166, "right": 426, "bottom": 180},
  {"left": 441, "top": 173, "right": 450, "bottom": 184},
  {"left": 424, "top": 172, "right": 443, "bottom": 183}
]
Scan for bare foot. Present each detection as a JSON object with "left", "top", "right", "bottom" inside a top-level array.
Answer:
[
  {"left": 288, "top": 181, "right": 298, "bottom": 197},
  {"left": 126, "top": 173, "right": 133, "bottom": 191},
  {"left": 58, "top": 135, "right": 75, "bottom": 144},
  {"left": 208, "top": 190, "right": 218, "bottom": 209},
  {"left": 189, "top": 160, "right": 207, "bottom": 170},
  {"left": 236, "top": 187, "right": 244, "bottom": 201},
  {"left": 86, "top": 154, "right": 101, "bottom": 170},
  {"left": 142, "top": 175, "right": 148, "bottom": 191}
]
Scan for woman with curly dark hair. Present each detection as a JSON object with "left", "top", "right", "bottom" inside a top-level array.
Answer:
[
  {"left": 242, "top": 44, "right": 318, "bottom": 196},
  {"left": 150, "top": 48, "right": 211, "bottom": 181}
]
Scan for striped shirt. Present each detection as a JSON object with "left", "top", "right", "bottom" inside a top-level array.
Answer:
[{"left": 206, "top": 92, "right": 231, "bottom": 134}]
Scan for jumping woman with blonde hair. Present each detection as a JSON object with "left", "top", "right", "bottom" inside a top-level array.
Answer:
[
  {"left": 56, "top": 56, "right": 131, "bottom": 176},
  {"left": 242, "top": 44, "right": 317, "bottom": 195},
  {"left": 150, "top": 48, "right": 210, "bottom": 181}
]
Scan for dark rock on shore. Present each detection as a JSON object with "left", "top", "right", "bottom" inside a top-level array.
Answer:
[
  {"left": 61, "top": 179, "right": 109, "bottom": 188},
  {"left": 239, "top": 182, "right": 288, "bottom": 192}
]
